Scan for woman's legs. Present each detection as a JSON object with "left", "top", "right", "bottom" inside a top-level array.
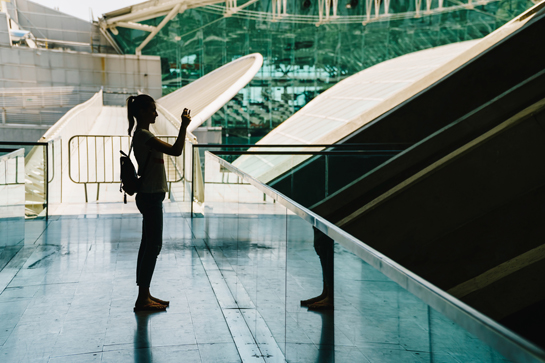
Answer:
[{"left": 135, "top": 192, "right": 167, "bottom": 308}]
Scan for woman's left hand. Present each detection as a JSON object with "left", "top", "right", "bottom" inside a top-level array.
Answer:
[{"left": 181, "top": 108, "right": 191, "bottom": 128}]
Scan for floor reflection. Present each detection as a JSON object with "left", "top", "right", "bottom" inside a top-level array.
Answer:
[
  {"left": 134, "top": 313, "right": 153, "bottom": 363},
  {"left": 0, "top": 210, "right": 513, "bottom": 362},
  {"left": 314, "top": 310, "right": 335, "bottom": 363}
]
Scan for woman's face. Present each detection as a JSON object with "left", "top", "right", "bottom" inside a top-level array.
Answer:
[{"left": 140, "top": 103, "right": 158, "bottom": 124}]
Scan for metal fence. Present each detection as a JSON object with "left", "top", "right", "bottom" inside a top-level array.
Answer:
[{"left": 68, "top": 135, "right": 185, "bottom": 202}]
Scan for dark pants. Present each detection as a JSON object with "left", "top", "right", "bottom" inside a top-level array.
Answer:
[
  {"left": 135, "top": 192, "right": 165, "bottom": 288},
  {"left": 313, "top": 227, "right": 334, "bottom": 295}
]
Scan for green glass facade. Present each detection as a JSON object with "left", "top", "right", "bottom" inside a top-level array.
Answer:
[{"left": 111, "top": 0, "right": 533, "bottom": 144}]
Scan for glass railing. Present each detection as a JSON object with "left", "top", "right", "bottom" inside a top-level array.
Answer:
[
  {"left": 0, "top": 139, "right": 60, "bottom": 219},
  {"left": 185, "top": 148, "right": 545, "bottom": 363},
  {"left": 0, "top": 147, "right": 25, "bottom": 246},
  {"left": 188, "top": 143, "right": 410, "bottom": 213}
]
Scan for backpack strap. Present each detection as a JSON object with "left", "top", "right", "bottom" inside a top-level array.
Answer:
[
  {"left": 131, "top": 130, "right": 152, "bottom": 179},
  {"left": 138, "top": 151, "right": 152, "bottom": 177},
  {"left": 120, "top": 131, "right": 151, "bottom": 203},
  {"left": 133, "top": 138, "right": 151, "bottom": 176}
]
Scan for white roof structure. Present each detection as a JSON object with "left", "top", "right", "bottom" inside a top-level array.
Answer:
[
  {"left": 154, "top": 53, "right": 263, "bottom": 134},
  {"left": 233, "top": 2, "right": 545, "bottom": 183},
  {"left": 232, "top": 41, "right": 478, "bottom": 182},
  {"left": 262, "top": 41, "right": 481, "bottom": 146}
]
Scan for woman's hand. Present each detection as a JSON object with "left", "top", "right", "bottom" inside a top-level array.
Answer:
[{"left": 181, "top": 108, "right": 191, "bottom": 128}]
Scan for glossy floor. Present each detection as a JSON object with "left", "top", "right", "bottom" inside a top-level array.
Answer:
[{"left": 0, "top": 202, "right": 510, "bottom": 362}]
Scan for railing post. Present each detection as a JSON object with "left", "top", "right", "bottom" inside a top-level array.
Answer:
[
  {"left": 60, "top": 139, "right": 63, "bottom": 204},
  {"left": 191, "top": 145, "right": 195, "bottom": 217},
  {"left": 325, "top": 154, "right": 329, "bottom": 198}
]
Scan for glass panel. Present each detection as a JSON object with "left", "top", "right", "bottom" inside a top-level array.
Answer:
[
  {"left": 283, "top": 200, "right": 512, "bottom": 362},
  {"left": 0, "top": 142, "right": 50, "bottom": 249},
  {"left": 194, "top": 151, "right": 536, "bottom": 362},
  {"left": 192, "top": 144, "right": 409, "bottom": 209},
  {"left": 194, "top": 149, "right": 290, "bottom": 358},
  {"left": 0, "top": 148, "right": 25, "bottom": 246},
  {"left": 0, "top": 142, "right": 48, "bottom": 218}
]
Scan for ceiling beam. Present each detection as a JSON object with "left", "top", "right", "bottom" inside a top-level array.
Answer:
[
  {"left": 135, "top": 3, "right": 184, "bottom": 55},
  {"left": 104, "top": 0, "right": 187, "bottom": 25},
  {"left": 115, "top": 22, "right": 157, "bottom": 32}
]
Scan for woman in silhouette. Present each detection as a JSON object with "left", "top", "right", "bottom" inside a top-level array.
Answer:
[{"left": 127, "top": 94, "right": 191, "bottom": 312}]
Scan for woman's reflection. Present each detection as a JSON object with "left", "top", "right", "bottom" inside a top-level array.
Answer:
[
  {"left": 311, "top": 309, "right": 335, "bottom": 363},
  {"left": 301, "top": 227, "right": 334, "bottom": 310},
  {"left": 134, "top": 312, "right": 154, "bottom": 363}
]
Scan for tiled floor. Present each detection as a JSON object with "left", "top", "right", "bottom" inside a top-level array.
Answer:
[
  {"left": 0, "top": 201, "right": 511, "bottom": 363},
  {"left": 0, "top": 209, "right": 244, "bottom": 363}
]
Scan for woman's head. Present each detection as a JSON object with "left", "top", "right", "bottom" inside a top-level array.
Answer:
[{"left": 127, "top": 94, "right": 157, "bottom": 135}]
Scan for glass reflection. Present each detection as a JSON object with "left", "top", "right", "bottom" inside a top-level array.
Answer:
[{"left": 300, "top": 227, "right": 334, "bottom": 310}]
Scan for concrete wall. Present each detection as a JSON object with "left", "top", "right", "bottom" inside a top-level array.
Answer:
[
  {"left": 0, "top": 126, "right": 48, "bottom": 142},
  {"left": 0, "top": 12, "right": 10, "bottom": 46},
  {"left": 0, "top": 46, "right": 161, "bottom": 140},
  {"left": 0, "top": 46, "right": 161, "bottom": 95}
]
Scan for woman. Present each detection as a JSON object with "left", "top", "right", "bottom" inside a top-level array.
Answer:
[{"left": 127, "top": 94, "right": 191, "bottom": 312}]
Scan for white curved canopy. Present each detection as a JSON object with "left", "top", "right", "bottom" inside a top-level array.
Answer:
[
  {"left": 156, "top": 53, "right": 263, "bottom": 134},
  {"left": 233, "top": 40, "right": 479, "bottom": 182}
]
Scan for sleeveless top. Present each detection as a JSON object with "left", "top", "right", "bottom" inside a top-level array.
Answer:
[{"left": 133, "top": 128, "right": 168, "bottom": 194}]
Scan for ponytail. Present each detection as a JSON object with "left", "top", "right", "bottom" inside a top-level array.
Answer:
[
  {"left": 127, "top": 96, "right": 136, "bottom": 136},
  {"left": 126, "top": 94, "right": 155, "bottom": 136}
]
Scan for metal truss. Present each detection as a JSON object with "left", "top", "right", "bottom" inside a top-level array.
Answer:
[
  {"left": 214, "top": 0, "right": 510, "bottom": 25},
  {"left": 99, "top": 0, "right": 519, "bottom": 53},
  {"left": 99, "top": 0, "right": 262, "bottom": 54}
]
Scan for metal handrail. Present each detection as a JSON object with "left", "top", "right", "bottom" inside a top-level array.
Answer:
[
  {"left": 207, "top": 151, "right": 402, "bottom": 155},
  {"left": 194, "top": 143, "right": 412, "bottom": 148},
  {"left": 67, "top": 134, "right": 186, "bottom": 202},
  {"left": 200, "top": 151, "right": 545, "bottom": 363}
]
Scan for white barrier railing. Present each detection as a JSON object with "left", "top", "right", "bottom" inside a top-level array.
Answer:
[
  {"left": 42, "top": 89, "right": 103, "bottom": 166},
  {"left": 29, "top": 90, "right": 104, "bottom": 204}
]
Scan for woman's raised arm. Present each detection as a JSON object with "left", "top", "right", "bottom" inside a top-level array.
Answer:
[{"left": 146, "top": 108, "right": 192, "bottom": 156}]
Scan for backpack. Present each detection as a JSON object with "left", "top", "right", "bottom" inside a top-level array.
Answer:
[{"left": 120, "top": 141, "right": 150, "bottom": 203}]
